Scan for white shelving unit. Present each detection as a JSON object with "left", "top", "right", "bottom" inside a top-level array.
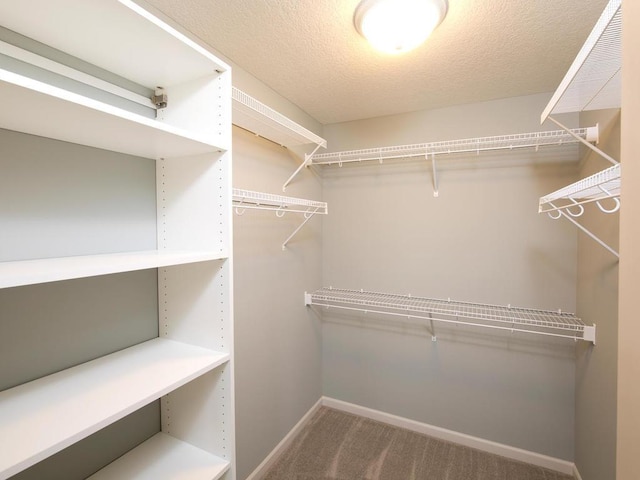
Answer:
[
  {"left": 539, "top": 0, "right": 621, "bottom": 259},
  {"left": 231, "top": 87, "right": 327, "bottom": 192},
  {"left": 233, "top": 188, "right": 328, "bottom": 250},
  {"left": 305, "top": 287, "right": 596, "bottom": 344},
  {"left": 296, "top": 127, "right": 598, "bottom": 197},
  {"left": 0, "top": 1, "right": 234, "bottom": 479}
]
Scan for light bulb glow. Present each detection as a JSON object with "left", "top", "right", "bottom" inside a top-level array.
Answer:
[{"left": 355, "top": 0, "right": 447, "bottom": 54}]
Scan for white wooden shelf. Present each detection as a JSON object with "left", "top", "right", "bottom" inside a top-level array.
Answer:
[
  {"left": 0, "top": 250, "right": 229, "bottom": 289},
  {"left": 233, "top": 188, "right": 327, "bottom": 250},
  {"left": 1, "top": 0, "right": 235, "bottom": 477},
  {"left": 539, "top": 163, "right": 620, "bottom": 215},
  {"left": 309, "top": 128, "right": 597, "bottom": 166},
  {"left": 0, "top": 70, "right": 226, "bottom": 159},
  {"left": 232, "top": 87, "right": 326, "bottom": 149},
  {"left": 88, "top": 432, "right": 230, "bottom": 480},
  {"left": 0, "top": 338, "right": 229, "bottom": 479},
  {"left": 0, "top": 0, "right": 227, "bottom": 90},
  {"left": 541, "top": 0, "right": 621, "bottom": 122},
  {"left": 305, "top": 287, "right": 595, "bottom": 343}
]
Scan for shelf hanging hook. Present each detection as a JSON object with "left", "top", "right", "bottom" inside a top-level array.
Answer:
[
  {"left": 275, "top": 206, "right": 286, "bottom": 218},
  {"left": 548, "top": 209, "right": 563, "bottom": 220},
  {"left": 596, "top": 196, "right": 620, "bottom": 214},
  {"left": 595, "top": 186, "right": 620, "bottom": 213},
  {"left": 566, "top": 199, "right": 585, "bottom": 218}
]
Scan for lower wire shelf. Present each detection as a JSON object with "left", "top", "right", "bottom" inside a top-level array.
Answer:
[{"left": 305, "top": 287, "right": 596, "bottom": 343}]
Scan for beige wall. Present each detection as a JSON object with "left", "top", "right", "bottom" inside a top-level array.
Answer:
[
  {"left": 617, "top": 2, "right": 640, "bottom": 478},
  {"left": 321, "top": 93, "right": 581, "bottom": 460},
  {"left": 574, "top": 109, "right": 620, "bottom": 480},
  {"left": 232, "top": 126, "right": 323, "bottom": 480}
]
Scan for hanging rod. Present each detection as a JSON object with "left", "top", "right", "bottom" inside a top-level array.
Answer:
[
  {"left": 308, "top": 127, "right": 598, "bottom": 166},
  {"left": 232, "top": 188, "right": 327, "bottom": 250},
  {"left": 305, "top": 287, "right": 596, "bottom": 344}
]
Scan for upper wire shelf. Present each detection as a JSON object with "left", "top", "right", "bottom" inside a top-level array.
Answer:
[
  {"left": 309, "top": 127, "right": 598, "bottom": 166},
  {"left": 231, "top": 87, "right": 326, "bottom": 148},
  {"left": 305, "top": 287, "right": 595, "bottom": 344},
  {"left": 232, "top": 188, "right": 327, "bottom": 250},
  {"left": 541, "top": 0, "right": 621, "bottom": 122}
]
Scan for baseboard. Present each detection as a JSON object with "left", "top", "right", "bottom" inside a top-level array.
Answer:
[
  {"left": 322, "top": 397, "right": 576, "bottom": 476},
  {"left": 573, "top": 464, "right": 584, "bottom": 480},
  {"left": 245, "top": 397, "right": 323, "bottom": 480}
]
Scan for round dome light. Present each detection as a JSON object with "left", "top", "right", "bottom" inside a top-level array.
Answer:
[{"left": 354, "top": 0, "right": 448, "bottom": 54}]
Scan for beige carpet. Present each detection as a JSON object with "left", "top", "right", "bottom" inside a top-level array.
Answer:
[{"left": 262, "top": 407, "right": 573, "bottom": 480}]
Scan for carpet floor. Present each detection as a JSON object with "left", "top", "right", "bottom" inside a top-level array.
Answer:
[{"left": 262, "top": 407, "right": 573, "bottom": 480}]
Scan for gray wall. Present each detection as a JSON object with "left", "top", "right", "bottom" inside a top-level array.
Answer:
[
  {"left": 574, "top": 110, "right": 620, "bottom": 480},
  {"left": 232, "top": 126, "right": 323, "bottom": 480},
  {"left": 320, "top": 93, "right": 580, "bottom": 460},
  {"left": 0, "top": 129, "right": 161, "bottom": 478}
]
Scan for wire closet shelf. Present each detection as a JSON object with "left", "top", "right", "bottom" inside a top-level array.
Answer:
[
  {"left": 309, "top": 127, "right": 598, "bottom": 166},
  {"left": 232, "top": 189, "right": 327, "bottom": 250},
  {"left": 305, "top": 287, "right": 595, "bottom": 343},
  {"left": 538, "top": 0, "right": 621, "bottom": 259},
  {"left": 232, "top": 87, "right": 326, "bottom": 148},
  {"left": 539, "top": 163, "right": 620, "bottom": 216}
]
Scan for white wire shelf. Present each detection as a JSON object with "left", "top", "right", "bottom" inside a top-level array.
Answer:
[
  {"left": 539, "top": 163, "right": 620, "bottom": 215},
  {"left": 309, "top": 127, "right": 597, "bottom": 166},
  {"left": 305, "top": 287, "right": 595, "bottom": 344},
  {"left": 541, "top": 0, "right": 621, "bottom": 122},
  {"left": 232, "top": 87, "right": 326, "bottom": 148},
  {"left": 232, "top": 188, "right": 327, "bottom": 250}
]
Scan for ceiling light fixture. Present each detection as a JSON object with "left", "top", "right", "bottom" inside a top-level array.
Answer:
[{"left": 354, "top": 0, "right": 448, "bottom": 54}]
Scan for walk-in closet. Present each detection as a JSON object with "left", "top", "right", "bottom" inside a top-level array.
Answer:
[{"left": 1, "top": 1, "right": 638, "bottom": 480}]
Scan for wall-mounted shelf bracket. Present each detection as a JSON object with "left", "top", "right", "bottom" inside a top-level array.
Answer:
[
  {"left": 282, "top": 143, "right": 324, "bottom": 192},
  {"left": 430, "top": 153, "right": 439, "bottom": 197},
  {"left": 305, "top": 287, "right": 596, "bottom": 344},
  {"left": 233, "top": 189, "right": 328, "bottom": 250}
]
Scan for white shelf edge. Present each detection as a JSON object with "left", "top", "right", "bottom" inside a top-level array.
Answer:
[
  {"left": 306, "top": 287, "right": 592, "bottom": 343},
  {"left": 87, "top": 432, "right": 230, "bottom": 480},
  {"left": 232, "top": 87, "right": 326, "bottom": 148},
  {"left": 0, "top": 338, "right": 230, "bottom": 479},
  {"left": 309, "top": 127, "right": 595, "bottom": 166},
  {"left": 541, "top": 0, "right": 621, "bottom": 122},
  {"left": 232, "top": 188, "right": 328, "bottom": 215},
  {"left": 0, "top": 250, "right": 229, "bottom": 289},
  {"left": 0, "top": 69, "right": 227, "bottom": 159}
]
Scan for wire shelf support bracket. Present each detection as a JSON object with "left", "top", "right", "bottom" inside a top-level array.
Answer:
[
  {"left": 232, "top": 189, "right": 327, "bottom": 250},
  {"left": 539, "top": 0, "right": 621, "bottom": 259},
  {"left": 305, "top": 287, "right": 596, "bottom": 344}
]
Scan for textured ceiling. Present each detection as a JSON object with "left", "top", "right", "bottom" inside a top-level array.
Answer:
[{"left": 146, "top": 0, "right": 610, "bottom": 125}]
